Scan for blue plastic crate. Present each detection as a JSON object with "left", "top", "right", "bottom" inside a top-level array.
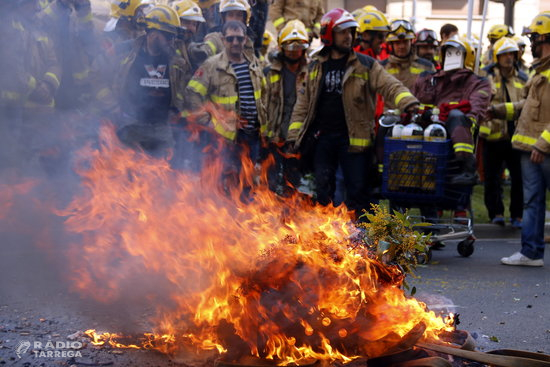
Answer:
[{"left": 382, "top": 138, "right": 452, "bottom": 202}]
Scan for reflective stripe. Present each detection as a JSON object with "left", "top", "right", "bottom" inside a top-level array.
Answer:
[
  {"left": 73, "top": 69, "right": 90, "bottom": 80},
  {"left": 267, "top": 130, "right": 274, "bottom": 138},
  {"left": 211, "top": 94, "right": 237, "bottom": 104},
  {"left": 309, "top": 69, "right": 318, "bottom": 80},
  {"left": 188, "top": 80, "right": 207, "bottom": 96},
  {"left": 487, "top": 132, "right": 503, "bottom": 140},
  {"left": 44, "top": 72, "right": 60, "bottom": 88},
  {"left": 179, "top": 110, "right": 190, "bottom": 118},
  {"left": 494, "top": 82, "right": 501, "bottom": 89},
  {"left": 395, "top": 91, "right": 412, "bottom": 106},
  {"left": 36, "top": 36, "right": 49, "bottom": 43},
  {"left": 269, "top": 74, "right": 280, "bottom": 83},
  {"left": 349, "top": 138, "right": 372, "bottom": 147},
  {"left": 351, "top": 72, "right": 369, "bottom": 80},
  {"left": 25, "top": 98, "right": 55, "bottom": 108},
  {"left": 314, "top": 22, "right": 321, "bottom": 29},
  {"left": 505, "top": 102, "right": 514, "bottom": 121},
  {"left": 289, "top": 122, "right": 303, "bottom": 131},
  {"left": 177, "top": 93, "right": 184, "bottom": 101},
  {"left": 1, "top": 91, "right": 21, "bottom": 100},
  {"left": 540, "top": 69, "right": 550, "bottom": 80},
  {"left": 453, "top": 143, "right": 474, "bottom": 154},
  {"left": 387, "top": 68, "right": 399, "bottom": 74},
  {"left": 212, "top": 116, "right": 236, "bottom": 140},
  {"left": 121, "top": 56, "right": 131, "bottom": 65},
  {"left": 260, "top": 124, "right": 267, "bottom": 134},
  {"left": 541, "top": 130, "right": 550, "bottom": 144},
  {"left": 420, "top": 103, "right": 435, "bottom": 109},
  {"left": 261, "top": 77, "right": 267, "bottom": 88},
  {"left": 378, "top": 164, "right": 383, "bottom": 173},
  {"left": 273, "top": 17, "right": 285, "bottom": 28},
  {"left": 206, "top": 40, "right": 217, "bottom": 55},
  {"left": 478, "top": 89, "right": 489, "bottom": 97},
  {"left": 513, "top": 81, "right": 524, "bottom": 89},
  {"left": 254, "top": 89, "right": 261, "bottom": 100},
  {"left": 410, "top": 66, "right": 423, "bottom": 74},
  {"left": 28, "top": 76, "right": 37, "bottom": 91},
  {"left": 479, "top": 126, "right": 491, "bottom": 135},
  {"left": 512, "top": 134, "right": 537, "bottom": 146},
  {"left": 96, "top": 87, "right": 110, "bottom": 100},
  {"left": 12, "top": 21, "right": 24, "bottom": 32}
]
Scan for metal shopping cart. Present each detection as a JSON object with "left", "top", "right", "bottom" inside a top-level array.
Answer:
[{"left": 381, "top": 137, "right": 476, "bottom": 260}]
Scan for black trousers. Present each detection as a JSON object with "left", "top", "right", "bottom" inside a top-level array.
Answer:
[{"left": 482, "top": 138, "right": 523, "bottom": 220}]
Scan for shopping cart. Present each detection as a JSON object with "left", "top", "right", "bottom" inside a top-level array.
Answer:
[{"left": 381, "top": 137, "right": 476, "bottom": 260}]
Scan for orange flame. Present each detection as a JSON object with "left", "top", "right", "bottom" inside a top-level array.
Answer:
[{"left": 61, "top": 124, "right": 452, "bottom": 365}]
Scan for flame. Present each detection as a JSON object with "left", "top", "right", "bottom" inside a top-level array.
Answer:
[{"left": 60, "top": 124, "right": 452, "bottom": 365}]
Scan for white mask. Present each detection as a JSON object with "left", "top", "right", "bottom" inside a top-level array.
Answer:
[{"left": 443, "top": 47, "right": 464, "bottom": 71}]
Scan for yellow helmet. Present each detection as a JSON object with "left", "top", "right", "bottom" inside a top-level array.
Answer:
[
  {"left": 219, "top": 0, "right": 251, "bottom": 24},
  {"left": 442, "top": 35, "right": 476, "bottom": 70},
  {"left": 511, "top": 34, "right": 526, "bottom": 47},
  {"left": 262, "top": 30, "right": 274, "bottom": 47},
  {"left": 357, "top": 10, "right": 390, "bottom": 33},
  {"left": 173, "top": 0, "right": 206, "bottom": 22},
  {"left": 110, "top": 0, "right": 151, "bottom": 19},
  {"left": 351, "top": 7, "right": 367, "bottom": 21},
  {"left": 362, "top": 5, "right": 378, "bottom": 11},
  {"left": 487, "top": 24, "right": 513, "bottom": 41},
  {"left": 278, "top": 19, "right": 309, "bottom": 48},
  {"left": 141, "top": 4, "right": 181, "bottom": 35},
  {"left": 524, "top": 12, "right": 550, "bottom": 36},
  {"left": 386, "top": 19, "right": 415, "bottom": 42},
  {"left": 461, "top": 33, "right": 480, "bottom": 50},
  {"left": 197, "top": 0, "right": 219, "bottom": 10},
  {"left": 492, "top": 36, "right": 519, "bottom": 61}
]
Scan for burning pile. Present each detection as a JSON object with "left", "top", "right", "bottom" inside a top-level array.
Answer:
[{"left": 59, "top": 125, "right": 452, "bottom": 366}]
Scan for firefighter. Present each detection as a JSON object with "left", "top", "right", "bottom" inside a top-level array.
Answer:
[
  {"left": 512, "top": 35, "right": 529, "bottom": 74},
  {"left": 381, "top": 19, "right": 435, "bottom": 108},
  {"left": 482, "top": 24, "right": 514, "bottom": 67},
  {"left": 414, "top": 28, "right": 441, "bottom": 70},
  {"left": 495, "top": 12, "right": 550, "bottom": 266},
  {"left": 194, "top": 0, "right": 221, "bottom": 42},
  {"left": 104, "top": 0, "right": 153, "bottom": 43},
  {"left": 186, "top": 20, "right": 267, "bottom": 174},
  {"left": 286, "top": 8, "right": 419, "bottom": 220},
  {"left": 480, "top": 37, "right": 527, "bottom": 228},
  {"left": 270, "top": 0, "right": 324, "bottom": 41},
  {"left": 173, "top": 0, "right": 206, "bottom": 74},
  {"left": 259, "top": 30, "right": 275, "bottom": 64},
  {"left": 354, "top": 8, "right": 390, "bottom": 60},
  {"left": 413, "top": 36, "right": 491, "bottom": 187},
  {"left": 114, "top": 5, "right": 187, "bottom": 156},
  {"left": 188, "top": 0, "right": 254, "bottom": 66},
  {"left": 263, "top": 20, "right": 310, "bottom": 194}
]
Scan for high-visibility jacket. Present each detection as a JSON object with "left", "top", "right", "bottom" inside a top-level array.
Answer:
[
  {"left": 493, "top": 55, "right": 550, "bottom": 154},
  {"left": 287, "top": 50, "right": 418, "bottom": 153},
  {"left": 188, "top": 30, "right": 255, "bottom": 67},
  {"left": 185, "top": 51, "right": 267, "bottom": 141},
  {"left": 270, "top": 0, "right": 324, "bottom": 35},
  {"left": 480, "top": 64, "right": 527, "bottom": 141}
]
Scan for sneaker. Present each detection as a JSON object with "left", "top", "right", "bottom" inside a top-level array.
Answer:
[
  {"left": 491, "top": 216, "right": 505, "bottom": 226},
  {"left": 501, "top": 252, "right": 544, "bottom": 267},
  {"left": 510, "top": 218, "right": 522, "bottom": 229}
]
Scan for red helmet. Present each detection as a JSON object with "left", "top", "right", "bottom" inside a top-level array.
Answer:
[{"left": 320, "top": 8, "right": 358, "bottom": 46}]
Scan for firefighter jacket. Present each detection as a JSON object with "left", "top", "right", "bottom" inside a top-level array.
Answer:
[
  {"left": 479, "top": 63, "right": 527, "bottom": 141},
  {"left": 287, "top": 50, "right": 418, "bottom": 153},
  {"left": 113, "top": 36, "right": 187, "bottom": 114},
  {"left": 262, "top": 54, "right": 308, "bottom": 143},
  {"left": 412, "top": 68, "right": 491, "bottom": 129},
  {"left": 493, "top": 55, "right": 550, "bottom": 154},
  {"left": 270, "top": 0, "right": 324, "bottom": 35},
  {"left": 381, "top": 54, "right": 435, "bottom": 108},
  {"left": 188, "top": 30, "right": 255, "bottom": 67},
  {"left": 185, "top": 51, "right": 267, "bottom": 142}
]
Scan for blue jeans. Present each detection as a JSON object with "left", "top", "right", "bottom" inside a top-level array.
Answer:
[{"left": 520, "top": 152, "right": 550, "bottom": 260}]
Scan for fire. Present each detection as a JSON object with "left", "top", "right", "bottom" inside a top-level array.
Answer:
[{"left": 60, "top": 124, "right": 452, "bottom": 365}]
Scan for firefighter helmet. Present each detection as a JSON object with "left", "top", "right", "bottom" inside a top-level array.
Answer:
[
  {"left": 386, "top": 19, "right": 415, "bottom": 42},
  {"left": 141, "top": 4, "right": 181, "bottom": 35},
  {"left": 278, "top": 19, "right": 309, "bottom": 49},
  {"left": 488, "top": 24, "right": 513, "bottom": 41},
  {"left": 415, "top": 28, "right": 439, "bottom": 46},
  {"left": 511, "top": 34, "right": 526, "bottom": 47},
  {"left": 357, "top": 9, "right": 390, "bottom": 33},
  {"left": 173, "top": 0, "right": 205, "bottom": 23},
  {"left": 493, "top": 36, "right": 519, "bottom": 61},
  {"left": 220, "top": 0, "right": 251, "bottom": 24},
  {"left": 319, "top": 8, "right": 358, "bottom": 46},
  {"left": 442, "top": 35, "right": 476, "bottom": 71},
  {"left": 197, "top": 0, "right": 219, "bottom": 10},
  {"left": 262, "top": 30, "right": 274, "bottom": 47},
  {"left": 524, "top": 12, "right": 550, "bottom": 36}
]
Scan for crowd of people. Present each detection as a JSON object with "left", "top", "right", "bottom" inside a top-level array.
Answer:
[{"left": 1, "top": 0, "right": 550, "bottom": 267}]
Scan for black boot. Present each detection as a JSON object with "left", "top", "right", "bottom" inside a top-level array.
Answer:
[{"left": 450, "top": 154, "right": 478, "bottom": 185}]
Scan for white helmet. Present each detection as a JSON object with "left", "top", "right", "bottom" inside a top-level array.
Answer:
[
  {"left": 424, "top": 123, "right": 447, "bottom": 141},
  {"left": 401, "top": 123, "right": 423, "bottom": 140},
  {"left": 388, "top": 124, "right": 405, "bottom": 138}
]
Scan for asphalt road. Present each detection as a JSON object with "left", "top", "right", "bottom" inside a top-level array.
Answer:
[{"left": 0, "top": 229, "right": 548, "bottom": 366}]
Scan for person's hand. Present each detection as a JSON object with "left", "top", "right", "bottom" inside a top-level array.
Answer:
[
  {"left": 405, "top": 103, "right": 420, "bottom": 114},
  {"left": 531, "top": 148, "right": 545, "bottom": 164}
]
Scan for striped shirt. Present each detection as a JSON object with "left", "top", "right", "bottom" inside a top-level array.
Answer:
[{"left": 231, "top": 61, "right": 258, "bottom": 130}]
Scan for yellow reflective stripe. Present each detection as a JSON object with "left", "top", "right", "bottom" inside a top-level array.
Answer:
[
  {"left": 188, "top": 80, "right": 207, "bottom": 96},
  {"left": 351, "top": 72, "right": 369, "bottom": 80},
  {"left": 540, "top": 69, "right": 550, "bottom": 80},
  {"left": 449, "top": 101, "right": 459, "bottom": 105},
  {"left": 267, "top": 130, "right": 274, "bottom": 138},
  {"left": 505, "top": 102, "right": 514, "bottom": 121},
  {"left": 512, "top": 134, "right": 537, "bottom": 146},
  {"left": 269, "top": 74, "right": 280, "bottom": 83},
  {"left": 541, "top": 130, "right": 550, "bottom": 144},
  {"left": 28, "top": 76, "right": 37, "bottom": 91},
  {"left": 387, "top": 68, "right": 399, "bottom": 74},
  {"left": 478, "top": 89, "right": 489, "bottom": 97},
  {"left": 309, "top": 69, "right": 318, "bottom": 80},
  {"left": 12, "top": 21, "right": 24, "bottom": 32},
  {"left": 179, "top": 110, "right": 190, "bottom": 118},
  {"left": 513, "top": 81, "right": 524, "bottom": 89},
  {"left": 410, "top": 66, "right": 423, "bottom": 74},
  {"left": 73, "top": 69, "right": 90, "bottom": 80},
  {"left": 254, "top": 89, "right": 261, "bottom": 100},
  {"left": 96, "top": 87, "right": 110, "bottom": 100},
  {"left": 121, "top": 56, "right": 131, "bottom": 65},
  {"left": 44, "top": 72, "right": 60, "bottom": 88},
  {"left": 176, "top": 49, "right": 182, "bottom": 56},
  {"left": 212, "top": 116, "right": 236, "bottom": 140},
  {"left": 453, "top": 143, "right": 474, "bottom": 153},
  {"left": 25, "top": 99, "right": 55, "bottom": 108},
  {"left": 420, "top": 103, "right": 435, "bottom": 109},
  {"left": 261, "top": 77, "right": 267, "bottom": 88},
  {"left": 378, "top": 164, "right": 383, "bottom": 173},
  {"left": 494, "top": 82, "right": 501, "bottom": 89},
  {"left": 273, "top": 17, "right": 285, "bottom": 28},
  {"left": 1, "top": 91, "right": 21, "bottom": 100},
  {"left": 395, "top": 91, "right": 412, "bottom": 106},
  {"left": 479, "top": 126, "right": 491, "bottom": 135},
  {"left": 260, "top": 124, "right": 267, "bottom": 134},
  {"left": 289, "top": 122, "right": 303, "bottom": 131},
  {"left": 206, "top": 40, "right": 217, "bottom": 55},
  {"left": 177, "top": 93, "right": 184, "bottom": 101},
  {"left": 488, "top": 132, "right": 503, "bottom": 139},
  {"left": 314, "top": 22, "right": 321, "bottom": 29},
  {"left": 211, "top": 94, "right": 238, "bottom": 104},
  {"left": 349, "top": 138, "right": 372, "bottom": 147},
  {"left": 36, "top": 36, "right": 49, "bottom": 43}
]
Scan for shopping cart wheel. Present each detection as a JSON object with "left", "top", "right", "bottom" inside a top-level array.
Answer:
[
  {"left": 457, "top": 236, "right": 475, "bottom": 257},
  {"left": 416, "top": 248, "right": 433, "bottom": 265}
]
